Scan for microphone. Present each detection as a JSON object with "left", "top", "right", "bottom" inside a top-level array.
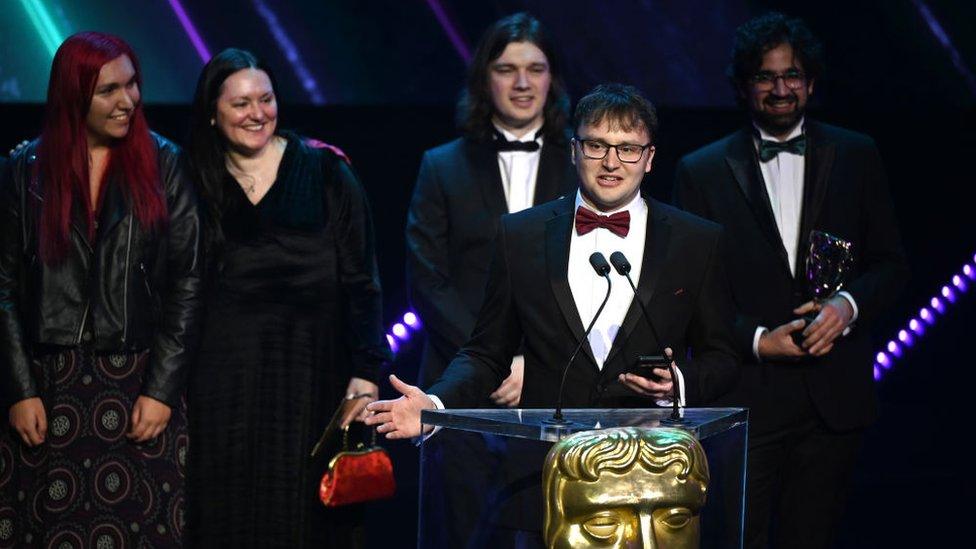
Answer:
[
  {"left": 609, "top": 251, "right": 682, "bottom": 421},
  {"left": 547, "top": 252, "right": 613, "bottom": 424}
]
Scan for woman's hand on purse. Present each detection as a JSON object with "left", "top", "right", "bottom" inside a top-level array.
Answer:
[
  {"left": 364, "top": 374, "right": 435, "bottom": 439},
  {"left": 9, "top": 397, "right": 47, "bottom": 447},
  {"left": 128, "top": 395, "right": 172, "bottom": 442},
  {"left": 339, "top": 377, "right": 378, "bottom": 428}
]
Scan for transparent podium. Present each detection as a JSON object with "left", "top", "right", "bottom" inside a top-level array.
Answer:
[{"left": 418, "top": 408, "right": 747, "bottom": 548}]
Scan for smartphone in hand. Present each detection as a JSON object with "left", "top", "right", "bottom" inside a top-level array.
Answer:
[{"left": 629, "top": 354, "right": 670, "bottom": 379}]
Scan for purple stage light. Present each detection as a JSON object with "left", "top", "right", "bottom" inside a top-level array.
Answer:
[
  {"left": 920, "top": 307, "right": 934, "bottom": 325},
  {"left": 911, "top": 0, "right": 976, "bottom": 96},
  {"left": 403, "top": 311, "right": 420, "bottom": 328},
  {"left": 909, "top": 318, "right": 924, "bottom": 335},
  {"left": 874, "top": 250, "right": 974, "bottom": 382},
  {"left": 392, "top": 323, "right": 408, "bottom": 339},
  {"left": 251, "top": 0, "right": 325, "bottom": 104},
  {"left": 386, "top": 334, "right": 399, "bottom": 353},
  {"left": 166, "top": 0, "right": 212, "bottom": 63},
  {"left": 887, "top": 341, "right": 902, "bottom": 357},
  {"left": 953, "top": 275, "right": 967, "bottom": 291},
  {"left": 425, "top": 0, "right": 472, "bottom": 64},
  {"left": 941, "top": 286, "right": 957, "bottom": 303}
]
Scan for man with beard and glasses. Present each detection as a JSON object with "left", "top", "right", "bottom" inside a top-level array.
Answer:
[{"left": 673, "top": 12, "right": 907, "bottom": 548}]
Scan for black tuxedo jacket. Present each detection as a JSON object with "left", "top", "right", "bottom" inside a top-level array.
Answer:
[
  {"left": 674, "top": 120, "right": 908, "bottom": 434},
  {"left": 406, "top": 137, "right": 576, "bottom": 386},
  {"left": 427, "top": 194, "right": 739, "bottom": 410}
]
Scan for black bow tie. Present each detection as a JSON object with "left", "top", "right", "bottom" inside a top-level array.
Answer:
[
  {"left": 758, "top": 134, "right": 806, "bottom": 162},
  {"left": 493, "top": 128, "right": 541, "bottom": 152}
]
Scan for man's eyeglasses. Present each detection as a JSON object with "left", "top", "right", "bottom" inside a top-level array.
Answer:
[
  {"left": 574, "top": 138, "right": 653, "bottom": 163},
  {"left": 750, "top": 69, "right": 806, "bottom": 91}
]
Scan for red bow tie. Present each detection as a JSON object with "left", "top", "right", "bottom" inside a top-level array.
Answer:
[{"left": 575, "top": 206, "right": 631, "bottom": 237}]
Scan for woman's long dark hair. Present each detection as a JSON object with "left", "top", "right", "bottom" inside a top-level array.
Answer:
[
  {"left": 187, "top": 48, "right": 280, "bottom": 227},
  {"left": 38, "top": 32, "right": 166, "bottom": 263},
  {"left": 456, "top": 12, "right": 570, "bottom": 144}
]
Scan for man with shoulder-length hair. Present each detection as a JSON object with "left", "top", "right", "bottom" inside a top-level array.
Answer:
[
  {"left": 674, "top": 12, "right": 907, "bottom": 548},
  {"left": 405, "top": 12, "right": 576, "bottom": 546}
]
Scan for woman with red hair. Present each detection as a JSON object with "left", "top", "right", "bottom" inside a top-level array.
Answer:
[{"left": 0, "top": 32, "right": 202, "bottom": 547}]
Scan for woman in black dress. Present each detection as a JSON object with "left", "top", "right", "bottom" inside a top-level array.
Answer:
[
  {"left": 185, "top": 49, "right": 390, "bottom": 547},
  {"left": 0, "top": 32, "right": 202, "bottom": 547}
]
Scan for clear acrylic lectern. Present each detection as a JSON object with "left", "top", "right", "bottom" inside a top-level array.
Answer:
[{"left": 418, "top": 407, "right": 747, "bottom": 548}]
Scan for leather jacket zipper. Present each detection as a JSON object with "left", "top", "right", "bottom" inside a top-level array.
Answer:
[
  {"left": 121, "top": 219, "right": 133, "bottom": 345},
  {"left": 76, "top": 303, "right": 90, "bottom": 344}
]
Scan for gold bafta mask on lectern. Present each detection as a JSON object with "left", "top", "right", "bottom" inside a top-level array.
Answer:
[{"left": 542, "top": 427, "right": 709, "bottom": 548}]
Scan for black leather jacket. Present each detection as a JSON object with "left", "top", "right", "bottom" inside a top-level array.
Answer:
[{"left": 0, "top": 134, "right": 203, "bottom": 408}]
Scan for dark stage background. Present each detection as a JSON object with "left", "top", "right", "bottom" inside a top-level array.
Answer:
[{"left": 1, "top": 1, "right": 974, "bottom": 547}]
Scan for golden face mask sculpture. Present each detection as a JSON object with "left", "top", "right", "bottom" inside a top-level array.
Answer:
[{"left": 542, "top": 427, "right": 709, "bottom": 548}]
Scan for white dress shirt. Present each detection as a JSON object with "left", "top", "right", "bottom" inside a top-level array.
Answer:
[
  {"left": 751, "top": 119, "right": 858, "bottom": 358},
  {"left": 495, "top": 123, "right": 543, "bottom": 214}
]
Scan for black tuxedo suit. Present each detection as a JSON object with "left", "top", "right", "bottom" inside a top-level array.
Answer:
[
  {"left": 425, "top": 194, "right": 739, "bottom": 537},
  {"left": 406, "top": 137, "right": 576, "bottom": 387},
  {"left": 428, "top": 194, "right": 739, "bottom": 410},
  {"left": 674, "top": 120, "right": 908, "bottom": 548}
]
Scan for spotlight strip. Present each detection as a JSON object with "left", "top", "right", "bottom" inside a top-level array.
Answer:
[
  {"left": 873, "top": 252, "right": 975, "bottom": 380},
  {"left": 424, "top": 0, "right": 471, "bottom": 64},
  {"left": 18, "top": 0, "right": 64, "bottom": 57},
  {"left": 386, "top": 311, "right": 422, "bottom": 355},
  {"left": 166, "top": 0, "right": 212, "bottom": 63},
  {"left": 251, "top": 0, "right": 325, "bottom": 104}
]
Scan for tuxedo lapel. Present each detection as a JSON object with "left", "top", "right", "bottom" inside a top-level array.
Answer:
[
  {"left": 796, "top": 122, "right": 836, "bottom": 277},
  {"left": 467, "top": 140, "right": 508, "bottom": 217},
  {"left": 534, "top": 140, "right": 571, "bottom": 204},
  {"left": 545, "top": 198, "right": 598, "bottom": 369},
  {"left": 725, "top": 128, "right": 792, "bottom": 275},
  {"left": 603, "top": 199, "right": 671, "bottom": 370}
]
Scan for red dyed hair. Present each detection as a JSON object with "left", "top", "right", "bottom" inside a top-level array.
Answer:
[{"left": 37, "top": 32, "right": 166, "bottom": 262}]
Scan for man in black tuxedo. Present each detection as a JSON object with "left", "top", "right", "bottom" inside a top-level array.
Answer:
[
  {"left": 672, "top": 13, "right": 908, "bottom": 548},
  {"left": 404, "top": 13, "right": 576, "bottom": 546},
  {"left": 370, "top": 83, "right": 739, "bottom": 543}
]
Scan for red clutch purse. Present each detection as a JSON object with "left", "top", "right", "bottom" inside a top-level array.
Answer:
[{"left": 312, "top": 395, "right": 396, "bottom": 507}]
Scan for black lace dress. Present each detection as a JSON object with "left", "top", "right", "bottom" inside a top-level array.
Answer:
[{"left": 186, "top": 135, "right": 389, "bottom": 548}]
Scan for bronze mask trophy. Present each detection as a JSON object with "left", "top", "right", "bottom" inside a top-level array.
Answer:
[
  {"left": 542, "top": 427, "right": 709, "bottom": 548},
  {"left": 794, "top": 230, "right": 854, "bottom": 346}
]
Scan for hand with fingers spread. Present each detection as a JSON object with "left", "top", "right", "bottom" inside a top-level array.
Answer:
[
  {"left": 127, "top": 396, "right": 171, "bottom": 443},
  {"left": 9, "top": 397, "right": 47, "bottom": 447},
  {"left": 364, "top": 374, "right": 435, "bottom": 439},
  {"left": 338, "top": 376, "right": 379, "bottom": 428},
  {"left": 489, "top": 355, "right": 524, "bottom": 407},
  {"left": 795, "top": 296, "right": 852, "bottom": 356},
  {"left": 757, "top": 318, "right": 808, "bottom": 361}
]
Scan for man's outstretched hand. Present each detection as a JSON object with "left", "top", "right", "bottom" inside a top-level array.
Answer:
[{"left": 364, "top": 375, "right": 436, "bottom": 439}]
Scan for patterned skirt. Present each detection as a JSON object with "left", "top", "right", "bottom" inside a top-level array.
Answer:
[{"left": 0, "top": 349, "right": 187, "bottom": 548}]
